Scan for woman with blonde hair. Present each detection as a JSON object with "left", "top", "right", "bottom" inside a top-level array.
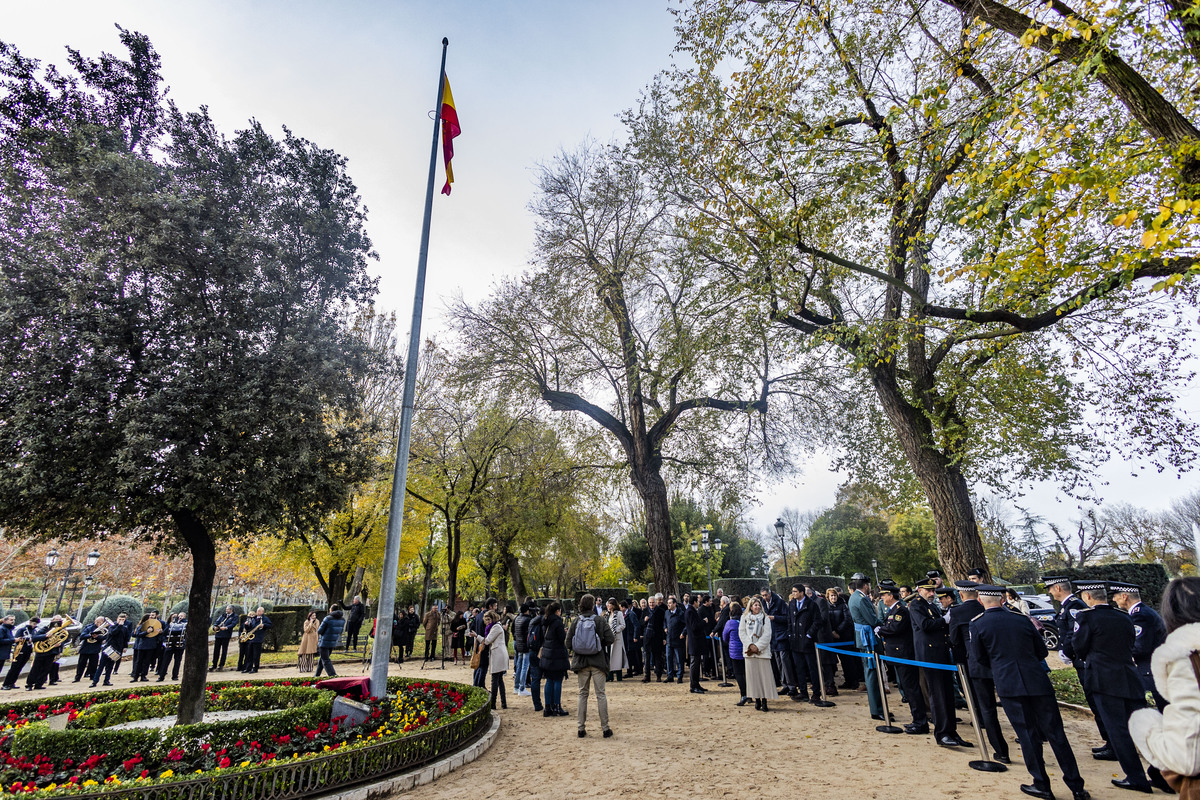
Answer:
[{"left": 739, "top": 596, "right": 777, "bottom": 711}]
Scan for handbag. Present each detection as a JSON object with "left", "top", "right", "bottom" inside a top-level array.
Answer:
[
  {"left": 746, "top": 643, "right": 760, "bottom": 656},
  {"left": 1159, "top": 651, "right": 1200, "bottom": 798},
  {"left": 469, "top": 644, "right": 483, "bottom": 670}
]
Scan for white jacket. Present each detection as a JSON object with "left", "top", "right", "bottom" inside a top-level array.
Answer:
[
  {"left": 1130, "top": 621, "right": 1200, "bottom": 776},
  {"left": 738, "top": 612, "right": 773, "bottom": 659},
  {"left": 484, "top": 623, "right": 510, "bottom": 674}
]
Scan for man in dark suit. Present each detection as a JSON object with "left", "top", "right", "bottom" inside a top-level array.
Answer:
[
  {"left": 74, "top": 616, "right": 106, "bottom": 683},
  {"left": 970, "top": 585, "right": 1090, "bottom": 800},
  {"left": 948, "top": 581, "right": 1010, "bottom": 762},
  {"left": 665, "top": 596, "right": 686, "bottom": 683},
  {"left": 910, "top": 578, "right": 969, "bottom": 747},
  {"left": 1073, "top": 581, "right": 1151, "bottom": 793},
  {"left": 877, "top": 581, "right": 926, "bottom": 733},
  {"left": 1045, "top": 575, "right": 1110, "bottom": 756},
  {"left": 786, "top": 584, "right": 823, "bottom": 702},
  {"left": 642, "top": 594, "right": 666, "bottom": 682},
  {"left": 623, "top": 600, "right": 641, "bottom": 677},
  {"left": 685, "top": 594, "right": 708, "bottom": 693},
  {"left": 211, "top": 605, "right": 239, "bottom": 670},
  {"left": 242, "top": 607, "right": 272, "bottom": 674},
  {"left": 1111, "top": 581, "right": 1168, "bottom": 710}
]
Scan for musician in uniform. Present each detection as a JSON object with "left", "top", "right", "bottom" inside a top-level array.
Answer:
[
  {"left": 211, "top": 605, "right": 238, "bottom": 671},
  {"left": 1072, "top": 580, "right": 1152, "bottom": 793},
  {"left": 1110, "top": 581, "right": 1168, "bottom": 710},
  {"left": 0, "top": 615, "right": 14, "bottom": 677},
  {"left": 91, "top": 612, "right": 131, "bottom": 687},
  {"left": 1, "top": 617, "right": 39, "bottom": 690},
  {"left": 130, "top": 611, "right": 162, "bottom": 682},
  {"left": 876, "top": 580, "right": 926, "bottom": 733},
  {"left": 74, "top": 616, "right": 107, "bottom": 683},
  {"left": 947, "top": 581, "right": 1010, "bottom": 762},
  {"left": 241, "top": 606, "right": 272, "bottom": 673},
  {"left": 26, "top": 615, "right": 68, "bottom": 690},
  {"left": 969, "top": 585, "right": 1090, "bottom": 800},
  {"left": 157, "top": 612, "right": 188, "bottom": 682},
  {"left": 1045, "top": 575, "right": 1111, "bottom": 758},
  {"left": 910, "top": 578, "right": 970, "bottom": 747}
]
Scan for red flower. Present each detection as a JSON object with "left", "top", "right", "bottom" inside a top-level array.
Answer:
[{"left": 218, "top": 757, "right": 231, "bottom": 769}]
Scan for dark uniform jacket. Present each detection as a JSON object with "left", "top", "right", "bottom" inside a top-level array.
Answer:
[
  {"left": 1129, "top": 601, "right": 1167, "bottom": 667},
  {"left": 787, "top": 595, "right": 823, "bottom": 653},
  {"left": 947, "top": 599, "right": 985, "bottom": 671},
  {"left": 878, "top": 601, "right": 916, "bottom": 659},
  {"left": 969, "top": 606, "right": 1053, "bottom": 698},
  {"left": 909, "top": 595, "right": 953, "bottom": 664},
  {"left": 242, "top": 614, "right": 273, "bottom": 644},
  {"left": 645, "top": 603, "right": 667, "bottom": 644},
  {"left": 1056, "top": 593, "right": 1088, "bottom": 661},
  {"left": 77, "top": 623, "right": 105, "bottom": 655},
  {"left": 105, "top": 621, "right": 132, "bottom": 653},
  {"left": 685, "top": 604, "right": 708, "bottom": 649},
  {"left": 1072, "top": 603, "right": 1145, "bottom": 700},
  {"left": 212, "top": 611, "right": 239, "bottom": 640},
  {"left": 0, "top": 622, "right": 13, "bottom": 661}
]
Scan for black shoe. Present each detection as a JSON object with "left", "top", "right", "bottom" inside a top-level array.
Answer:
[
  {"left": 1091, "top": 745, "right": 1110, "bottom": 754},
  {"left": 872, "top": 713, "right": 897, "bottom": 722},
  {"left": 1072, "top": 792, "right": 1091, "bottom": 800},
  {"left": 736, "top": 697, "right": 750, "bottom": 706},
  {"left": 826, "top": 687, "right": 838, "bottom": 697},
  {"left": 760, "top": 700, "right": 769, "bottom": 712},
  {"left": 676, "top": 677, "right": 684, "bottom": 684},
  {"left": 1020, "top": 785, "right": 1055, "bottom": 800},
  {"left": 156, "top": 676, "right": 165, "bottom": 682},
  {"left": 996, "top": 754, "right": 1012, "bottom": 764},
  {"left": 905, "top": 725, "right": 930, "bottom": 735},
  {"left": 603, "top": 729, "right": 613, "bottom": 738},
  {"left": 690, "top": 688, "right": 705, "bottom": 694},
  {"left": 778, "top": 686, "right": 792, "bottom": 695},
  {"left": 641, "top": 677, "right": 650, "bottom": 683},
  {"left": 791, "top": 693, "right": 805, "bottom": 702},
  {"left": 1110, "top": 779, "right": 1152, "bottom": 794},
  {"left": 102, "top": 681, "right": 113, "bottom": 686},
  {"left": 578, "top": 729, "right": 586, "bottom": 738},
  {"left": 543, "top": 708, "right": 554, "bottom": 717},
  {"left": 1093, "top": 747, "right": 1118, "bottom": 761},
  {"left": 655, "top": 674, "right": 662, "bottom": 682},
  {"left": 1149, "top": 767, "right": 1172, "bottom": 794},
  {"left": 938, "top": 735, "right": 968, "bottom": 747},
  {"left": 754, "top": 699, "right": 762, "bottom": 710},
  {"left": 88, "top": 682, "right": 98, "bottom": 688}
]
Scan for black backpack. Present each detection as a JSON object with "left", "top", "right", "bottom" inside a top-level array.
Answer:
[{"left": 528, "top": 616, "right": 544, "bottom": 653}]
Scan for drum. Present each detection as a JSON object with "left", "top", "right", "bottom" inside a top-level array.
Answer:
[{"left": 102, "top": 646, "right": 123, "bottom": 661}]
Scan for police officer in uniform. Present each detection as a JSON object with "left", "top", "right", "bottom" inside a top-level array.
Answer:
[
  {"left": 948, "top": 581, "right": 1010, "bottom": 762},
  {"left": 969, "top": 585, "right": 1090, "bottom": 800},
  {"left": 876, "top": 580, "right": 925, "bottom": 733},
  {"left": 1110, "top": 581, "right": 1168, "bottom": 710},
  {"left": 1045, "top": 575, "right": 1111, "bottom": 758},
  {"left": 1072, "top": 581, "right": 1152, "bottom": 793},
  {"left": 910, "top": 577, "right": 970, "bottom": 747}
]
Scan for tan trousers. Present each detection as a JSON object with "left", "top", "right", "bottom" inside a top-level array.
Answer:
[{"left": 576, "top": 666, "right": 609, "bottom": 731}]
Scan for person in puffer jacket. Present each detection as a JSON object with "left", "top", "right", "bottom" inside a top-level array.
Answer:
[
  {"left": 1130, "top": 577, "right": 1200, "bottom": 793},
  {"left": 314, "top": 605, "right": 346, "bottom": 678}
]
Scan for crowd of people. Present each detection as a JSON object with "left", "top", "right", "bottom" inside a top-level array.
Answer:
[{"left": 444, "top": 572, "right": 1200, "bottom": 799}]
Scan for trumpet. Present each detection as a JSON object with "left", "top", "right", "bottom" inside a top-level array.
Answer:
[{"left": 34, "top": 616, "right": 79, "bottom": 654}]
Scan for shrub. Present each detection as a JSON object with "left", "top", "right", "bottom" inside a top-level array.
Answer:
[
  {"left": 9, "top": 609, "right": 28, "bottom": 625},
  {"left": 713, "top": 579, "right": 769, "bottom": 602},
  {"left": 773, "top": 576, "right": 846, "bottom": 596},
  {"left": 86, "top": 595, "right": 145, "bottom": 625},
  {"left": 1049, "top": 668, "right": 1087, "bottom": 705},
  {"left": 1050, "top": 563, "right": 1171, "bottom": 607},
  {"left": 169, "top": 599, "right": 190, "bottom": 614},
  {"left": 580, "top": 588, "right": 629, "bottom": 604},
  {"left": 264, "top": 611, "right": 298, "bottom": 650}
]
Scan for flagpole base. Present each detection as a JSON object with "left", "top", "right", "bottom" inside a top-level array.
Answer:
[
  {"left": 876, "top": 725, "right": 903, "bottom": 734},
  {"left": 969, "top": 760, "right": 1008, "bottom": 773}
]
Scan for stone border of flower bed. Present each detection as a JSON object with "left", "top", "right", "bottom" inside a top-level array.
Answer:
[{"left": 1, "top": 677, "right": 489, "bottom": 798}]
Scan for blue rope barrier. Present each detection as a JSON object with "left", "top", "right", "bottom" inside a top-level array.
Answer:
[{"left": 815, "top": 641, "right": 959, "bottom": 672}]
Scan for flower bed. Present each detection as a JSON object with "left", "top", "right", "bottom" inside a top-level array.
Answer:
[{"left": 0, "top": 677, "right": 487, "bottom": 797}]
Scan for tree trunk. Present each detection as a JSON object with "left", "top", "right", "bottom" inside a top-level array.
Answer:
[
  {"left": 348, "top": 566, "right": 366, "bottom": 604},
  {"left": 446, "top": 520, "right": 462, "bottom": 610},
  {"left": 173, "top": 508, "right": 215, "bottom": 726},
  {"left": 630, "top": 463, "right": 679, "bottom": 598},
  {"left": 322, "top": 565, "right": 349, "bottom": 609},
  {"left": 871, "top": 369, "right": 990, "bottom": 581},
  {"left": 504, "top": 552, "right": 526, "bottom": 602}
]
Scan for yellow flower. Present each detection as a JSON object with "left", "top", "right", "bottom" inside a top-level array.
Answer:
[
  {"left": 83, "top": 780, "right": 98, "bottom": 787},
  {"left": 159, "top": 770, "right": 174, "bottom": 779},
  {"left": 240, "top": 761, "right": 250, "bottom": 767}
]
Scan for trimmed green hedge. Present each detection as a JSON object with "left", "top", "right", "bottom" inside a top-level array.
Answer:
[
  {"left": 1053, "top": 563, "right": 1171, "bottom": 607},
  {"left": 1049, "top": 668, "right": 1087, "bottom": 705}
]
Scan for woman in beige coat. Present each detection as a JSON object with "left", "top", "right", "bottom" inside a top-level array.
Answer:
[
  {"left": 1130, "top": 577, "right": 1200, "bottom": 791},
  {"left": 482, "top": 611, "right": 510, "bottom": 710},
  {"left": 298, "top": 611, "right": 319, "bottom": 673},
  {"left": 739, "top": 597, "right": 777, "bottom": 712}
]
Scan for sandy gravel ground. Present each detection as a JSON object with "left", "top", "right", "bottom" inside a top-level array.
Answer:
[{"left": 4, "top": 657, "right": 1152, "bottom": 800}]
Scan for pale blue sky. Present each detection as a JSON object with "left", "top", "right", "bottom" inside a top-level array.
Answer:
[{"left": 4, "top": 2, "right": 1195, "bottom": 542}]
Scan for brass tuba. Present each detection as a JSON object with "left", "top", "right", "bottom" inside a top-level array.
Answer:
[{"left": 33, "top": 617, "right": 78, "bottom": 653}]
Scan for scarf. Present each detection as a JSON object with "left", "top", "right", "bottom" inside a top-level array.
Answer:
[{"left": 745, "top": 611, "right": 766, "bottom": 638}]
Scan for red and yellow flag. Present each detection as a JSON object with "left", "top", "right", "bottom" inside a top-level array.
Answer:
[{"left": 440, "top": 77, "right": 460, "bottom": 196}]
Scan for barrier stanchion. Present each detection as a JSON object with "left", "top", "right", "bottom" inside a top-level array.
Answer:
[
  {"left": 812, "top": 648, "right": 835, "bottom": 707},
  {"left": 957, "top": 664, "right": 1007, "bottom": 773},
  {"left": 874, "top": 651, "right": 903, "bottom": 733},
  {"left": 715, "top": 637, "right": 733, "bottom": 687}
]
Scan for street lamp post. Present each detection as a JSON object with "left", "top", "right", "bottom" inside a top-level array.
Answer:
[
  {"left": 823, "top": 565, "right": 831, "bottom": 576},
  {"left": 39, "top": 548, "right": 100, "bottom": 616},
  {"left": 75, "top": 575, "right": 95, "bottom": 620},
  {"left": 690, "top": 525, "right": 723, "bottom": 596},
  {"left": 871, "top": 558, "right": 880, "bottom": 587},
  {"left": 773, "top": 518, "right": 790, "bottom": 579}
]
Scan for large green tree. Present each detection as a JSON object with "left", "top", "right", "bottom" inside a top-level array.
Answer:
[
  {"left": 0, "top": 31, "right": 377, "bottom": 723},
  {"left": 630, "top": 0, "right": 1199, "bottom": 580},
  {"left": 453, "top": 144, "right": 810, "bottom": 598}
]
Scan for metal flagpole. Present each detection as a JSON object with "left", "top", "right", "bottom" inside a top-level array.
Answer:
[{"left": 370, "top": 37, "right": 450, "bottom": 699}]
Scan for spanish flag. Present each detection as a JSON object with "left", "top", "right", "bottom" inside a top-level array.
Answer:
[{"left": 440, "top": 77, "right": 460, "bottom": 195}]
